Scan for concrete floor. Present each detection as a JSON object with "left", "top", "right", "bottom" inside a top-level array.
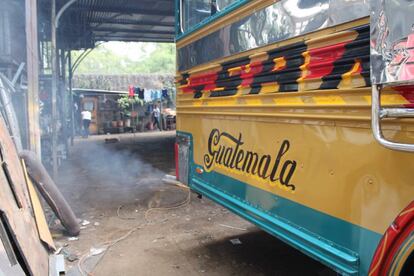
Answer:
[{"left": 52, "top": 131, "right": 334, "bottom": 276}]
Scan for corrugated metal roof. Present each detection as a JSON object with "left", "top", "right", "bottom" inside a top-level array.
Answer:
[{"left": 39, "top": 0, "right": 175, "bottom": 49}]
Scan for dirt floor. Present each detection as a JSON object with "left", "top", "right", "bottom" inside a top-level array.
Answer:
[{"left": 52, "top": 131, "right": 335, "bottom": 276}]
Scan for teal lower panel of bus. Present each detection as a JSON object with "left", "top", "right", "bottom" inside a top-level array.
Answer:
[
  {"left": 189, "top": 170, "right": 382, "bottom": 275},
  {"left": 177, "top": 131, "right": 382, "bottom": 275}
]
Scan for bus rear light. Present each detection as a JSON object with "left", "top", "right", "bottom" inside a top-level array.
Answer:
[{"left": 195, "top": 167, "right": 203, "bottom": 174}]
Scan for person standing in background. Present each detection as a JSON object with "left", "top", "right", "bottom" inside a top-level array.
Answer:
[
  {"left": 152, "top": 104, "right": 162, "bottom": 131},
  {"left": 81, "top": 109, "right": 92, "bottom": 138}
]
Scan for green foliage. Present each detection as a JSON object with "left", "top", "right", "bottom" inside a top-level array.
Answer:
[
  {"left": 72, "top": 42, "right": 175, "bottom": 74},
  {"left": 117, "top": 95, "right": 144, "bottom": 116}
]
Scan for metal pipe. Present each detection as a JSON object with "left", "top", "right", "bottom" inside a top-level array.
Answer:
[
  {"left": 380, "top": 108, "right": 414, "bottom": 119},
  {"left": 11, "top": 62, "right": 25, "bottom": 87},
  {"left": 50, "top": 0, "right": 80, "bottom": 178},
  {"left": 71, "top": 48, "right": 94, "bottom": 75},
  {"left": 55, "top": 0, "right": 79, "bottom": 28},
  {"left": 71, "top": 43, "right": 103, "bottom": 76},
  {"left": 68, "top": 43, "right": 102, "bottom": 143},
  {"left": 0, "top": 77, "right": 23, "bottom": 152},
  {"left": 371, "top": 85, "right": 414, "bottom": 152}
]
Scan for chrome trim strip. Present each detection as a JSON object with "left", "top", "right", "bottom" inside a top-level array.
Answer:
[{"left": 380, "top": 108, "right": 414, "bottom": 119}]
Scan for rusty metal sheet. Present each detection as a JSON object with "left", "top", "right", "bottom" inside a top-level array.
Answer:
[{"left": 0, "top": 115, "right": 49, "bottom": 275}]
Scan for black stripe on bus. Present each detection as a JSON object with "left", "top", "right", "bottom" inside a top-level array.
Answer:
[{"left": 319, "top": 25, "right": 370, "bottom": 89}]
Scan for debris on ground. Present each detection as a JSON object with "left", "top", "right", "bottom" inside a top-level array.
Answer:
[
  {"left": 90, "top": 247, "right": 106, "bottom": 256},
  {"left": 218, "top": 224, "right": 247, "bottom": 231},
  {"left": 162, "top": 177, "right": 188, "bottom": 189},
  {"left": 60, "top": 248, "right": 79, "bottom": 262},
  {"left": 67, "top": 254, "right": 79, "bottom": 262},
  {"left": 105, "top": 138, "right": 120, "bottom": 144},
  {"left": 94, "top": 222, "right": 100, "bottom": 226},
  {"left": 68, "top": 237, "right": 79, "bottom": 241},
  {"left": 230, "top": 238, "right": 242, "bottom": 245},
  {"left": 81, "top": 220, "right": 91, "bottom": 226},
  {"left": 164, "top": 174, "right": 176, "bottom": 180}
]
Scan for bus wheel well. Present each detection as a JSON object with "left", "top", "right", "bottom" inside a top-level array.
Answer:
[
  {"left": 400, "top": 251, "right": 414, "bottom": 276},
  {"left": 369, "top": 201, "right": 414, "bottom": 276}
]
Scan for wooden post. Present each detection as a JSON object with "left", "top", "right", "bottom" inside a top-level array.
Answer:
[
  {"left": 51, "top": 0, "right": 58, "bottom": 179},
  {"left": 25, "top": 0, "right": 41, "bottom": 158},
  {"left": 60, "top": 50, "right": 69, "bottom": 156},
  {"left": 68, "top": 52, "right": 75, "bottom": 145}
]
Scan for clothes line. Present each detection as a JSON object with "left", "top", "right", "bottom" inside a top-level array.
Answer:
[{"left": 129, "top": 86, "right": 171, "bottom": 103}]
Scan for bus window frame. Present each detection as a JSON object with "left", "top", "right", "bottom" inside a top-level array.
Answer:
[{"left": 175, "top": 0, "right": 249, "bottom": 41}]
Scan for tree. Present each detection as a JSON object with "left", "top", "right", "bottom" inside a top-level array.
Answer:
[{"left": 72, "top": 42, "right": 175, "bottom": 75}]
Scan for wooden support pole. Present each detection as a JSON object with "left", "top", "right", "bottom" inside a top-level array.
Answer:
[
  {"left": 25, "top": 0, "right": 41, "bottom": 158},
  {"left": 68, "top": 52, "right": 75, "bottom": 145},
  {"left": 51, "top": 0, "right": 58, "bottom": 179},
  {"left": 60, "top": 50, "right": 69, "bottom": 155}
]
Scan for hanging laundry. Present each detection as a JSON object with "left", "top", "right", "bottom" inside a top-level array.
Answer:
[
  {"left": 144, "top": 89, "right": 152, "bottom": 102},
  {"left": 151, "top": 90, "right": 161, "bottom": 101},
  {"left": 138, "top": 88, "right": 144, "bottom": 99},
  {"left": 134, "top": 87, "right": 140, "bottom": 97},
  {"left": 128, "top": 85, "right": 134, "bottom": 97}
]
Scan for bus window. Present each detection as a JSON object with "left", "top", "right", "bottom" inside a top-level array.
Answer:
[
  {"left": 182, "top": 0, "right": 212, "bottom": 32},
  {"left": 216, "top": 0, "right": 237, "bottom": 11}
]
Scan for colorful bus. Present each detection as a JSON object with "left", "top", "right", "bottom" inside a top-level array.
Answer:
[{"left": 175, "top": 1, "right": 414, "bottom": 275}]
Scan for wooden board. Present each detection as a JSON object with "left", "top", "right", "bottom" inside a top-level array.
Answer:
[
  {"left": 22, "top": 160, "right": 55, "bottom": 251},
  {"left": 0, "top": 116, "right": 49, "bottom": 275}
]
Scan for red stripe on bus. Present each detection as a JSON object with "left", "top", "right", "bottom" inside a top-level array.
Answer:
[
  {"left": 182, "top": 87, "right": 195, "bottom": 93},
  {"left": 394, "top": 85, "right": 414, "bottom": 107},
  {"left": 240, "top": 61, "right": 264, "bottom": 87},
  {"left": 182, "top": 72, "right": 219, "bottom": 92},
  {"left": 305, "top": 41, "right": 350, "bottom": 79}
]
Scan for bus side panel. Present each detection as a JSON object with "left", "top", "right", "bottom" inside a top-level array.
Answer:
[
  {"left": 175, "top": 4, "right": 414, "bottom": 274},
  {"left": 176, "top": 111, "right": 414, "bottom": 274}
]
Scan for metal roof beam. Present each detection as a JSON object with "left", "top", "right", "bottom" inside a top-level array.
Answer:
[
  {"left": 94, "top": 35, "right": 174, "bottom": 40},
  {"left": 93, "top": 28, "right": 173, "bottom": 35},
  {"left": 95, "top": 35, "right": 174, "bottom": 39},
  {"left": 90, "top": 18, "right": 174, "bottom": 27},
  {"left": 94, "top": 33, "right": 174, "bottom": 38},
  {"left": 76, "top": 4, "right": 173, "bottom": 17},
  {"left": 95, "top": 37, "right": 174, "bottom": 42}
]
